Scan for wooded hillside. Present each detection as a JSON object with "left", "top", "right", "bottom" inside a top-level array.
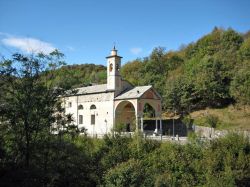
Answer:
[
  {"left": 121, "top": 28, "right": 250, "bottom": 113},
  {"left": 43, "top": 64, "right": 106, "bottom": 89}
]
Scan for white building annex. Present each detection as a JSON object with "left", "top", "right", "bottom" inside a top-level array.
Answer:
[{"left": 63, "top": 47, "right": 163, "bottom": 136}]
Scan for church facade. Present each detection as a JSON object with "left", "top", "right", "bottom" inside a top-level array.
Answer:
[{"left": 63, "top": 47, "right": 162, "bottom": 135}]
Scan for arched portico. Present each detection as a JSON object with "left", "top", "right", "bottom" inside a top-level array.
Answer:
[
  {"left": 114, "top": 97, "right": 162, "bottom": 134},
  {"left": 115, "top": 100, "right": 136, "bottom": 132},
  {"left": 137, "top": 99, "right": 162, "bottom": 134}
]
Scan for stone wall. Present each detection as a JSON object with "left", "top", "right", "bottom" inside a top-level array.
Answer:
[{"left": 193, "top": 125, "right": 250, "bottom": 138}]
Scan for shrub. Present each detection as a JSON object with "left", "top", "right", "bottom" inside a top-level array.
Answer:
[
  {"left": 205, "top": 114, "right": 218, "bottom": 128},
  {"left": 104, "top": 159, "right": 145, "bottom": 187}
]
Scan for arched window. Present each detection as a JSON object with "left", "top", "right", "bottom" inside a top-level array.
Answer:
[
  {"left": 78, "top": 104, "right": 83, "bottom": 110},
  {"left": 90, "top": 104, "right": 97, "bottom": 125},
  {"left": 90, "top": 105, "right": 96, "bottom": 110},
  {"left": 109, "top": 63, "right": 113, "bottom": 72}
]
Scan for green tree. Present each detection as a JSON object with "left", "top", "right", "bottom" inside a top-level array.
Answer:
[
  {"left": 239, "top": 38, "right": 250, "bottom": 60},
  {"left": 121, "top": 59, "right": 143, "bottom": 86},
  {"left": 230, "top": 62, "right": 250, "bottom": 105},
  {"left": 104, "top": 159, "right": 145, "bottom": 187},
  {"left": 41, "top": 63, "right": 107, "bottom": 89},
  {"left": 202, "top": 133, "right": 250, "bottom": 186},
  {"left": 185, "top": 56, "right": 232, "bottom": 108},
  {"left": 0, "top": 52, "right": 71, "bottom": 184},
  {"left": 0, "top": 52, "right": 66, "bottom": 168},
  {"left": 0, "top": 52, "right": 97, "bottom": 186}
]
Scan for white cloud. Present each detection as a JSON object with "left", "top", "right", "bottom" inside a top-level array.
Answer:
[
  {"left": 2, "top": 36, "right": 56, "bottom": 54},
  {"left": 0, "top": 32, "right": 12, "bottom": 37},
  {"left": 130, "top": 47, "right": 142, "bottom": 55}
]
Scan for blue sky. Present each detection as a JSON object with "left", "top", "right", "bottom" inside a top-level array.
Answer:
[{"left": 0, "top": 0, "right": 250, "bottom": 66}]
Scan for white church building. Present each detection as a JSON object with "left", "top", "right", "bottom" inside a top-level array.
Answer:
[{"left": 63, "top": 47, "right": 163, "bottom": 135}]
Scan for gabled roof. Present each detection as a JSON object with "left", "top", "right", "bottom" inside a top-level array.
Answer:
[
  {"left": 65, "top": 83, "right": 162, "bottom": 100},
  {"left": 66, "top": 84, "right": 113, "bottom": 96},
  {"left": 115, "top": 85, "right": 161, "bottom": 100},
  {"left": 77, "top": 84, "right": 108, "bottom": 94}
]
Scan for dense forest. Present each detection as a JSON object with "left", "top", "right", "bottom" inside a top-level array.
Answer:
[
  {"left": 121, "top": 28, "right": 250, "bottom": 113},
  {"left": 42, "top": 63, "right": 106, "bottom": 89},
  {"left": 0, "top": 28, "right": 250, "bottom": 186}
]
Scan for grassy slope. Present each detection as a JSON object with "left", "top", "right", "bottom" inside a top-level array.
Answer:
[{"left": 190, "top": 105, "right": 250, "bottom": 131}]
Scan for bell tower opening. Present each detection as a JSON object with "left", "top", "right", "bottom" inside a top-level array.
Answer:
[{"left": 106, "top": 46, "right": 123, "bottom": 95}]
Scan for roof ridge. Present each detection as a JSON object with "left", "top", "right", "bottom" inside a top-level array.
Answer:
[{"left": 77, "top": 83, "right": 107, "bottom": 89}]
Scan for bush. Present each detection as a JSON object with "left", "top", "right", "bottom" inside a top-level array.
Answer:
[
  {"left": 104, "top": 159, "right": 145, "bottom": 187},
  {"left": 182, "top": 115, "right": 194, "bottom": 129},
  {"left": 205, "top": 114, "right": 218, "bottom": 128}
]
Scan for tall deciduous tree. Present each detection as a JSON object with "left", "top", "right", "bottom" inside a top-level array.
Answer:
[{"left": 0, "top": 51, "right": 66, "bottom": 168}]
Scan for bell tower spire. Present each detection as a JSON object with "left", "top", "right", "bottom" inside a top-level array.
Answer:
[{"left": 106, "top": 46, "right": 123, "bottom": 95}]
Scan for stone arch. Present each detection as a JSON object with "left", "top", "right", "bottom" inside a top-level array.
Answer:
[
  {"left": 115, "top": 100, "right": 136, "bottom": 132},
  {"left": 143, "top": 103, "right": 156, "bottom": 118},
  {"left": 138, "top": 99, "right": 161, "bottom": 117},
  {"left": 138, "top": 100, "right": 162, "bottom": 134}
]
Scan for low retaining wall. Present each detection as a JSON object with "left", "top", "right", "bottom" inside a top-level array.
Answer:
[{"left": 193, "top": 125, "right": 250, "bottom": 138}]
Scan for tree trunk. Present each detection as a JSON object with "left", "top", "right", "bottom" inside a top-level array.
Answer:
[{"left": 24, "top": 118, "right": 30, "bottom": 168}]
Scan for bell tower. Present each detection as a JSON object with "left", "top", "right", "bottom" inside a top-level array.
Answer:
[{"left": 106, "top": 46, "right": 122, "bottom": 95}]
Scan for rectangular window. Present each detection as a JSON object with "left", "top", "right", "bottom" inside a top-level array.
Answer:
[
  {"left": 91, "top": 114, "right": 95, "bottom": 125},
  {"left": 68, "top": 102, "right": 72, "bottom": 108},
  {"left": 79, "top": 115, "right": 83, "bottom": 124}
]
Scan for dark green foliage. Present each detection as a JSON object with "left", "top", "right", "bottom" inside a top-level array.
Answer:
[
  {"left": 121, "top": 59, "right": 143, "bottom": 86},
  {"left": 239, "top": 38, "right": 250, "bottom": 60},
  {"left": 121, "top": 28, "right": 249, "bottom": 113},
  {"left": 205, "top": 114, "right": 219, "bottom": 128},
  {"left": 230, "top": 61, "right": 250, "bottom": 105},
  {"left": 182, "top": 115, "right": 193, "bottom": 129},
  {"left": 185, "top": 27, "right": 223, "bottom": 58},
  {"left": 164, "top": 75, "right": 194, "bottom": 112},
  {"left": 99, "top": 135, "right": 131, "bottom": 170},
  {"left": 0, "top": 52, "right": 66, "bottom": 169},
  {"left": 0, "top": 52, "right": 95, "bottom": 186},
  {"left": 104, "top": 159, "right": 145, "bottom": 187},
  {"left": 147, "top": 143, "right": 203, "bottom": 186},
  {"left": 184, "top": 56, "right": 232, "bottom": 108},
  {"left": 101, "top": 133, "right": 250, "bottom": 187},
  {"left": 42, "top": 64, "right": 106, "bottom": 89},
  {"left": 202, "top": 133, "right": 250, "bottom": 186}
]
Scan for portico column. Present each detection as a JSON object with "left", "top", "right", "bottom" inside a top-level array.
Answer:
[
  {"left": 155, "top": 117, "right": 158, "bottom": 133},
  {"left": 160, "top": 117, "right": 162, "bottom": 134},
  {"left": 141, "top": 116, "right": 144, "bottom": 132},
  {"left": 135, "top": 114, "right": 139, "bottom": 132}
]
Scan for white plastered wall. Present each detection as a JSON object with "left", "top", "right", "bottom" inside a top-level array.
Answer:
[{"left": 64, "top": 92, "right": 115, "bottom": 135}]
